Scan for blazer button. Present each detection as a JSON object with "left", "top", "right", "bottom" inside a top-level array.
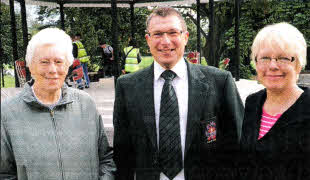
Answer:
[
  {"left": 153, "top": 158, "right": 158, "bottom": 165},
  {"left": 153, "top": 153, "right": 159, "bottom": 166}
]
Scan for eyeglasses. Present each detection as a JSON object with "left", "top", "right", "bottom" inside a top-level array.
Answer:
[
  {"left": 147, "top": 30, "right": 183, "bottom": 39},
  {"left": 255, "top": 56, "right": 295, "bottom": 66}
]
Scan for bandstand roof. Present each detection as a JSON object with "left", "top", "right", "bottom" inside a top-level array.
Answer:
[{"left": 3, "top": 0, "right": 214, "bottom": 8}]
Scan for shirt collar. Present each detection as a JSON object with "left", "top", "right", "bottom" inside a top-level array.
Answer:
[{"left": 154, "top": 58, "right": 187, "bottom": 81}]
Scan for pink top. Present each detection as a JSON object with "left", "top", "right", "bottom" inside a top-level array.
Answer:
[{"left": 258, "top": 109, "right": 282, "bottom": 140}]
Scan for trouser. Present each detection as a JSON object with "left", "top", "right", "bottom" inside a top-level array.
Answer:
[
  {"left": 77, "top": 63, "right": 90, "bottom": 86},
  {"left": 103, "top": 62, "right": 113, "bottom": 77}
]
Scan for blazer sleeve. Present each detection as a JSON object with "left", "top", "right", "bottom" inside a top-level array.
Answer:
[
  {"left": 98, "top": 114, "right": 116, "bottom": 180},
  {"left": 113, "top": 78, "right": 135, "bottom": 180},
  {"left": 210, "top": 72, "right": 244, "bottom": 179},
  {"left": 220, "top": 72, "right": 244, "bottom": 151},
  {"left": 0, "top": 114, "right": 18, "bottom": 179}
]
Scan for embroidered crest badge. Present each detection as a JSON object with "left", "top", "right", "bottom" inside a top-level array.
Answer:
[{"left": 205, "top": 121, "right": 216, "bottom": 143}]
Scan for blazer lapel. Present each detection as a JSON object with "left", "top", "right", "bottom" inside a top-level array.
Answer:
[
  {"left": 136, "top": 64, "right": 158, "bottom": 149},
  {"left": 184, "top": 62, "right": 209, "bottom": 157}
]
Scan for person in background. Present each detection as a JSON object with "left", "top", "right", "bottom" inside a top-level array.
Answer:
[
  {"left": 121, "top": 39, "right": 142, "bottom": 74},
  {"left": 100, "top": 42, "right": 114, "bottom": 77},
  {"left": 64, "top": 35, "right": 78, "bottom": 87},
  {"left": 113, "top": 7, "right": 244, "bottom": 180},
  {"left": 240, "top": 22, "right": 310, "bottom": 180},
  {"left": 0, "top": 28, "right": 116, "bottom": 179},
  {"left": 73, "top": 33, "right": 90, "bottom": 89}
]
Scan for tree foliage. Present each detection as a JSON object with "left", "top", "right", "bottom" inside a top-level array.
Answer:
[
  {"left": 4, "top": 0, "right": 309, "bottom": 78},
  {"left": 36, "top": 6, "right": 153, "bottom": 70},
  {"left": 223, "top": 0, "right": 310, "bottom": 77},
  {"left": 1, "top": 3, "right": 25, "bottom": 65},
  {"left": 192, "top": 0, "right": 310, "bottom": 78},
  {"left": 198, "top": 1, "right": 235, "bottom": 67}
]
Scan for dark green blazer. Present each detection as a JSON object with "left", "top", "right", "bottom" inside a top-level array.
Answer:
[{"left": 113, "top": 60, "right": 244, "bottom": 180}]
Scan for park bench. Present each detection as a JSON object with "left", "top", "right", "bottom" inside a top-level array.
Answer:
[{"left": 15, "top": 60, "right": 27, "bottom": 87}]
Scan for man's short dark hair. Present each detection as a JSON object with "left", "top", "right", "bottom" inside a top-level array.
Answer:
[
  {"left": 146, "top": 7, "right": 187, "bottom": 32},
  {"left": 75, "top": 33, "right": 81, "bottom": 37}
]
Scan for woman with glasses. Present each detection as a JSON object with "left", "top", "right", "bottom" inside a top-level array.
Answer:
[{"left": 240, "top": 22, "right": 309, "bottom": 180}]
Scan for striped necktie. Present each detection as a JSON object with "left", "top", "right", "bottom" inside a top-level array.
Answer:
[{"left": 159, "top": 70, "right": 183, "bottom": 180}]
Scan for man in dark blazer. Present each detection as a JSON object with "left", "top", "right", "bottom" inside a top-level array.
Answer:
[{"left": 113, "top": 7, "right": 244, "bottom": 180}]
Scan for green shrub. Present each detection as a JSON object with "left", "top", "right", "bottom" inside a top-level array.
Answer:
[{"left": 240, "top": 64, "right": 254, "bottom": 79}]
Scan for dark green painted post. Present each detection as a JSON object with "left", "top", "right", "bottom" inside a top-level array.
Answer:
[
  {"left": 234, "top": 0, "right": 240, "bottom": 81},
  {"left": 9, "top": 0, "right": 20, "bottom": 87},
  {"left": 111, "top": 0, "right": 120, "bottom": 86},
  {"left": 59, "top": 2, "right": 65, "bottom": 30},
  {"left": 208, "top": 0, "right": 215, "bottom": 66},
  {"left": 20, "top": 0, "right": 31, "bottom": 81},
  {"left": 196, "top": 0, "right": 201, "bottom": 63},
  {"left": 130, "top": 2, "right": 136, "bottom": 44},
  {"left": 0, "top": 2, "right": 4, "bottom": 87}
]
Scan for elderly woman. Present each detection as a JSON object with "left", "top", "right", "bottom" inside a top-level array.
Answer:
[
  {"left": 0, "top": 28, "right": 116, "bottom": 179},
  {"left": 240, "top": 22, "right": 309, "bottom": 179}
]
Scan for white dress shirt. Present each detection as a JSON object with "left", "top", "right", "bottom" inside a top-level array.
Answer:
[{"left": 154, "top": 59, "right": 189, "bottom": 180}]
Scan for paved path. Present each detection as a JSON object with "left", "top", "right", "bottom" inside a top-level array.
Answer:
[
  {"left": 83, "top": 78, "right": 115, "bottom": 127},
  {"left": 1, "top": 77, "right": 264, "bottom": 144}
]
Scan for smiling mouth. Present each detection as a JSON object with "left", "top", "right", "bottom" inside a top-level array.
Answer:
[
  {"left": 159, "top": 49, "right": 175, "bottom": 52},
  {"left": 265, "top": 75, "right": 284, "bottom": 79},
  {"left": 266, "top": 74, "right": 283, "bottom": 77},
  {"left": 46, "top": 78, "right": 59, "bottom": 80}
]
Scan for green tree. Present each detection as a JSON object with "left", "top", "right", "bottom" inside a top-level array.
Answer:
[
  {"left": 202, "top": 1, "right": 235, "bottom": 67},
  {"left": 223, "top": 0, "right": 310, "bottom": 78},
  {"left": 1, "top": 3, "right": 25, "bottom": 65},
  {"left": 36, "top": 6, "right": 152, "bottom": 70},
  {"left": 35, "top": 1, "right": 310, "bottom": 78}
]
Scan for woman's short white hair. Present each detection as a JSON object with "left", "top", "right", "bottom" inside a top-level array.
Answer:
[
  {"left": 251, "top": 22, "right": 307, "bottom": 68},
  {"left": 25, "top": 28, "right": 74, "bottom": 66}
]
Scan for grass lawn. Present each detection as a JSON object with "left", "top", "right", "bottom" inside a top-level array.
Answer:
[{"left": 1, "top": 75, "right": 16, "bottom": 88}]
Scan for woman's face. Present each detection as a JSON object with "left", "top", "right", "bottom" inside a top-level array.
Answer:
[
  {"left": 29, "top": 44, "right": 70, "bottom": 93},
  {"left": 255, "top": 42, "right": 301, "bottom": 92}
]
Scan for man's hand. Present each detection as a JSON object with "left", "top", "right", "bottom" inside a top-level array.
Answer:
[{"left": 122, "top": 70, "right": 126, "bottom": 74}]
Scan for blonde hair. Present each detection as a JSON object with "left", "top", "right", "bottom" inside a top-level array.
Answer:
[
  {"left": 26, "top": 28, "right": 74, "bottom": 67},
  {"left": 251, "top": 22, "right": 307, "bottom": 68}
]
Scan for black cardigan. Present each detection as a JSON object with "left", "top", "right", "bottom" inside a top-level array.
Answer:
[{"left": 239, "top": 87, "right": 310, "bottom": 180}]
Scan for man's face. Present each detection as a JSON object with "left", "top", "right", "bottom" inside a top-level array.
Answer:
[
  {"left": 29, "top": 44, "right": 70, "bottom": 93},
  {"left": 145, "top": 15, "right": 189, "bottom": 69}
]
